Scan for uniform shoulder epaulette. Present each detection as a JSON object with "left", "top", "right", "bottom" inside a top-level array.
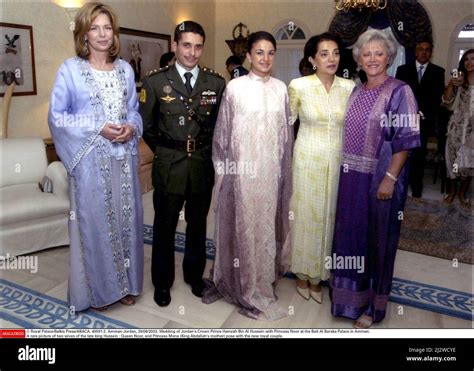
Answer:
[
  {"left": 146, "top": 65, "right": 170, "bottom": 77},
  {"left": 202, "top": 67, "right": 225, "bottom": 79}
]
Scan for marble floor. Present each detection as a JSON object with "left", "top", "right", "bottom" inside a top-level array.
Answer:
[{"left": 1, "top": 169, "right": 473, "bottom": 330}]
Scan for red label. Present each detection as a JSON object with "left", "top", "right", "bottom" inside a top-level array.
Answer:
[{"left": 0, "top": 329, "right": 26, "bottom": 338}]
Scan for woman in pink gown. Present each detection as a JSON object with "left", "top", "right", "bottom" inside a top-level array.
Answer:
[{"left": 202, "top": 31, "right": 294, "bottom": 321}]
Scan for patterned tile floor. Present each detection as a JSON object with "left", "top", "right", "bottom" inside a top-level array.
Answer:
[{"left": 1, "top": 172, "right": 472, "bottom": 329}]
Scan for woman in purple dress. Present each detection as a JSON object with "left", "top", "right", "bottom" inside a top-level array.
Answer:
[
  {"left": 330, "top": 30, "right": 420, "bottom": 328},
  {"left": 48, "top": 2, "right": 143, "bottom": 312}
]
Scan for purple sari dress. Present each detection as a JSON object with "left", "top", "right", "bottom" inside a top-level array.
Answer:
[{"left": 330, "top": 77, "right": 420, "bottom": 323}]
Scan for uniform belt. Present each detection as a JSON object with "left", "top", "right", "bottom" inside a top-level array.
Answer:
[{"left": 157, "top": 137, "right": 211, "bottom": 153}]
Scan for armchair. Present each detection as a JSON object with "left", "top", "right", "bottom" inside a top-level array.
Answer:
[{"left": 0, "top": 138, "right": 70, "bottom": 257}]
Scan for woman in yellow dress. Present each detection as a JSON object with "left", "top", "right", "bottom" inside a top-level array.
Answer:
[{"left": 289, "top": 33, "right": 354, "bottom": 303}]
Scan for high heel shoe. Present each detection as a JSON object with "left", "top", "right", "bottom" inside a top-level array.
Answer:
[
  {"left": 310, "top": 283, "right": 323, "bottom": 304},
  {"left": 295, "top": 279, "right": 310, "bottom": 300}
]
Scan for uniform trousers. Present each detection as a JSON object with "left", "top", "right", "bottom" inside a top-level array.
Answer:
[{"left": 151, "top": 175, "right": 213, "bottom": 290}]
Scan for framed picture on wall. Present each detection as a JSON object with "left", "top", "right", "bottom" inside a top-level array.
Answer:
[
  {"left": 119, "top": 27, "right": 171, "bottom": 91},
  {"left": 0, "top": 22, "right": 37, "bottom": 96}
]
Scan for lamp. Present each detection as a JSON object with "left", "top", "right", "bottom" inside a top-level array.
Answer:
[
  {"left": 225, "top": 23, "right": 250, "bottom": 63},
  {"left": 64, "top": 7, "right": 80, "bottom": 22},
  {"left": 335, "top": 0, "right": 387, "bottom": 12},
  {"left": 54, "top": 0, "right": 83, "bottom": 28}
]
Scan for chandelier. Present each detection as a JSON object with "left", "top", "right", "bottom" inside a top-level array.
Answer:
[{"left": 335, "top": 0, "right": 387, "bottom": 12}]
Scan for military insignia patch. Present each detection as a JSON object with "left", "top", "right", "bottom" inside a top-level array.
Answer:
[
  {"left": 160, "top": 85, "right": 176, "bottom": 103},
  {"left": 139, "top": 89, "right": 146, "bottom": 103},
  {"left": 200, "top": 89, "right": 217, "bottom": 105},
  {"left": 161, "top": 95, "right": 176, "bottom": 103}
]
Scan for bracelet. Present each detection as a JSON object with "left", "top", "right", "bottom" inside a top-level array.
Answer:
[{"left": 385, "top": 171, "right": 397, "bottom": 182}]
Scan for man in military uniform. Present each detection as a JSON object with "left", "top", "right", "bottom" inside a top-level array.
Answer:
[{"left": 139, "top": 21, "right": 225, "bottom": 307}]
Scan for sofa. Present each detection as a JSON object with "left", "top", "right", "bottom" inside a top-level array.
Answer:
[{"left": 0, "top": 138, "right": 70, "bottom": 257}]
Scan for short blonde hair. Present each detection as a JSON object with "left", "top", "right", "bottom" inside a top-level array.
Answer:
[
  {"left": 352, "top": 29, "right": 397, "bottom": 67},
  {"left": 73, "top": 2, "right": 120, "bottom": 60}
]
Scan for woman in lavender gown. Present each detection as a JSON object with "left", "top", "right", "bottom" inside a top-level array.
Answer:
[
  {"left": 48, "top": 2, "right": 143, "bottom": 312},
  {"left": 330, "top": 30, "right": 420, "bottom": 328},
  {"left": 203, "top": 31, "right": 293, "bottom": 321}
]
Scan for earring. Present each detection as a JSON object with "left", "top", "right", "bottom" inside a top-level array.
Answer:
[
  {"left": 312, "top": 65, "right": 317, "bottom": 71},
  {"left": 83, "top": 37, "right": 89, "bottom": 55}
]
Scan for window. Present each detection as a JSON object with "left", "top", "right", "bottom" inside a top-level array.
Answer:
[
  {"left": 458, "top": 23, "right": 474, "bottom": 39},
  {"left": 272, "top": 20, "right": 309, "bottom": 85},
  {"left": 274, "top": 23, "right": 306, "bottom": 41},
  {"left": 449, "top": 17, "right": 474, "bottom": 73}
]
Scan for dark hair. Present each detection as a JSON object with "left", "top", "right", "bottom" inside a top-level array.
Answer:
[
  {"left": 159, "top": 52, "right": 175, "bottom": 68},
  {"left": 298, "top": 57, "right": 313, "bottom": 76},
  {"left": 174, "top": 21, "right": 206, "bottom": 43},
  {"left": 458, "top": 48, "right": 474, "bottom": 88},
  {"left": 226, "top": 55, "right": 242, "bottom": 66},
  {"left": 247, "top": 31, "right": 277, "bottom": 52},
  {"left": 416, "top": 38, "right": 433, "bottom": 48},
  {"left": 304, "top": 32, "right": 341, "bottom": 61}
]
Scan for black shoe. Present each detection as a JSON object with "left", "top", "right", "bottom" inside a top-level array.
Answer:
[
  {"left": 191, "top": 281, "right": 205, "bottom": 298},
  {"left": 153, "top": 288, "right": 171, "bottom": 307}
]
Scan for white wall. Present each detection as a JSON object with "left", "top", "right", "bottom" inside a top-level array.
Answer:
[
  {"left": 2, "top": 0, "right": 472, "bottom": 138},
  {"left": 2, "top": 0, "right": 216, "bottom": 138}
]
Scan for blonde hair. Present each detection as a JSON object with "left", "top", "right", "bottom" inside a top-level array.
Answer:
[{"left": 73, "top": 2, "right": 120, "bottom": 60}]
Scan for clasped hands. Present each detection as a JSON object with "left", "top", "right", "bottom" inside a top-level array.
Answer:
[{"left": 100, "top": 123, "right": 135, "bottom": 143}]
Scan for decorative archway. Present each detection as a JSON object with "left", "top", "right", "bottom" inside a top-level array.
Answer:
[{"left": 447, "top": 16, "right": 474, "bottom": 73}]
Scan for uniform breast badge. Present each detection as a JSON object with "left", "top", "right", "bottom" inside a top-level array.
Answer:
[
  {"left": 200, "top": 89, "right": 217, "bottom": 105},
  {"left": 161, "top": 85, "right": 176, "bottom": 103}
]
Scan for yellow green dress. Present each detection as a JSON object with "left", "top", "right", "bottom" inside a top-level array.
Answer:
[{"left": 289, "top": 74, "right": 354, "bottom": 282}]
